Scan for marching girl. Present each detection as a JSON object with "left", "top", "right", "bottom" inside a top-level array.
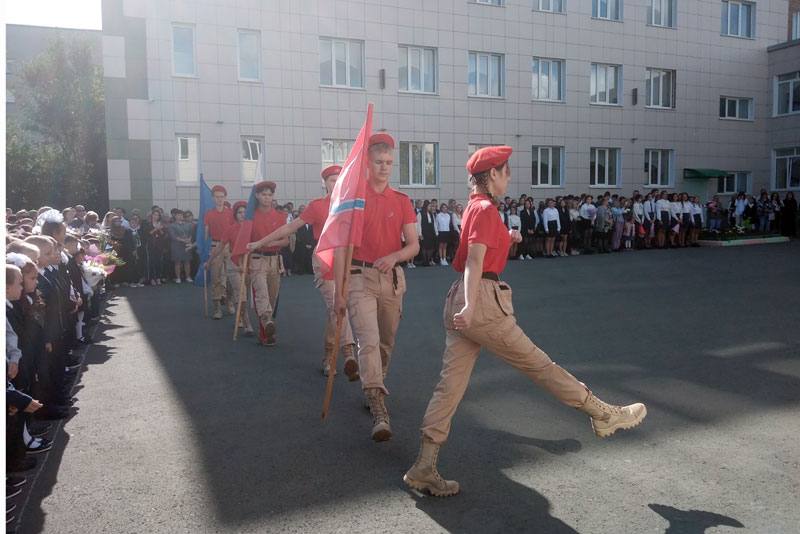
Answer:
[
  {"left": 655, "top": 191, "right": 671, "bottom": 249},
  {"left": 668, "top": 193, "right": 682, "bottom": 248},
  {"left": 404, "top": 146, "right": 646, "bottom": 497},
  {"left": 679, "top": 192, "right": 692, "bottom": 247}
]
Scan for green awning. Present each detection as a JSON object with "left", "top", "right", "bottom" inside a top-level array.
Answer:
[{"left": 683, "top": 168, "right": 729, "bottom": 179}]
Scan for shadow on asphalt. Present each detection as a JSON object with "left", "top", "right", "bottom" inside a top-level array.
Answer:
[{"left": 648, "top": 503, "right": 744, "bottom": 533}]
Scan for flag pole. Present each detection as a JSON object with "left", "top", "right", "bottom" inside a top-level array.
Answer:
[
  {"left": 321, "top": 243, "right": 354, "bottom": 419},
  {"left": 233, "top": 254, "right": 250, "bottom": 340},
  {"left": 203, "top": 266, "right": 208, "bottom": 317}
]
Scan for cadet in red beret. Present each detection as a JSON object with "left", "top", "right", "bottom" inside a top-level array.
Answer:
[
  {"left": 332, "top": 133, "right": 419, "bottom": 443},
  {"left": 246, "top": 166, "right": 358, "bottom": 376},
  {"left": 206, "top": 200, "right": 254, "bottom": 335},
  {"left": 246, "top": 180, "right": 288, "bottom": 346},
  {"left": 203, "top": 185, "right": 233, "bottom": 319},
  {"left": 404, "top": 146, "right": 647, "bottom": 496}
]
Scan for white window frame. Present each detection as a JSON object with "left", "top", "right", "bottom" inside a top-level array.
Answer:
[
  {"left": 171, "top": 24, "right": 197, "bottom": 78},
  {"left": 321, "top": 139, "right": 354, "bottom": 168},
  {"left": 645, "top": 68, "right": 675, "bottom": 109},
  {"left": 532, "top": 58, "right": 565, "bottom": 102},
  {"left": 647, "top": 0, "right": 676, "bottom": 27},
  {"left": 719, "top": 96, "right": 753, "bottom": 120},
  {"left": 319, "top": 38, "right": 364, "bottom": 89},
  {"left": 398, "top": 46, "right": 437, "bottom": 94},
  {"left": 399, "top": 142, "right": 439, "bottom": 187},
  {"left": 774, "top": 72, "right": 800, "bottom": 117},
  {"left": 592, "top": 0, "right": 622, "bottom": 21},
  {"left": 717, "top": 171, "right": 750, "bottom": 194},
  {"left": 773, "top": 147, "right": 800, "bottom": 190},
  {"left": 532, "top": 146, "right": 565, "bottom": 187},
  {"left": 590, "top": 63, "right": 622, "bottom": 105},
  {"left": 175, "top": 134, "right": 201, "bottom": 185},
  {"left": 644, "top": 149, "right": 674, "bottom": 187},
  {"left": 533, "top": 0, "right": 566, "bottom": 13},
  {"left": 237, "top": 29, "right": 262, "bottom": 82},
  {"left": 721, "top": 1, "right": 755, "bottom": 39},
  {"left": 590, "top": 147, "right": 621, "bottom": 188},
  {"left": 240, "top": 136, "right": 265, "bottom": 184},
  {"left": 793, "top": 12, "right": 800, "bottom": 40},
  {"left": 468, "top": 52, "right": 505, "bottom": 98}
]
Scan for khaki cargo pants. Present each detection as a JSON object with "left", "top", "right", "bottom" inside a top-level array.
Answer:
[
  {"left": 225, "top": 256, "right": 251, "bottom": 319},
  {"left": 209, "top": 241, "right": 227, "bottom": 301},
  {"left": 420, "top": 277, "right": 590, "bottom": 445},
  {"left": 346, "top": 265, "right": 406, "bottom": 395},
  {"left": 312, "top": 251, "right": 354, "bottom": 349},
  {"left": 248, "top": 254, "right": 281, "bottom": 326}
]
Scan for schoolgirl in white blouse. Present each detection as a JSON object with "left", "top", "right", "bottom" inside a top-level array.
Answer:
[
  {"left": 643, "top": 193, "right": 656, "bottom": 249},
  {"left": 655, "top": 192, "right": 671, "bottom": 249},
  {"left": 679, "top": 192, "right": 692, "bottom": 247},
  {"left": 690, "top": 196, "right": 704, "bottom": 247},
  {"left": 668, "top": 193, "right": 682, "bottom": 247},
  {"left": 542, "top": 199, "right": 560, "bottom": 258}
]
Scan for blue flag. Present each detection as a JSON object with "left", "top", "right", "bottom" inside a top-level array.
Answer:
[{"left": 194, "top": 174, "right": 213, "bottom": 287}]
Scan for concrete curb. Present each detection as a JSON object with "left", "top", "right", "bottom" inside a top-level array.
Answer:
[{"left": 698, "top": 236, "right": 791, "bottom": 247}]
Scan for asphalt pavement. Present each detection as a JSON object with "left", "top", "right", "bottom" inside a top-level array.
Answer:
[{"left": 13, "top": 241, "right": 800, "bottom": 534}]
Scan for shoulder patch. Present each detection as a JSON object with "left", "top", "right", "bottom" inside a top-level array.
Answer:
[{"left": 479, "top": 200, "right": 493, "bottom": 209}]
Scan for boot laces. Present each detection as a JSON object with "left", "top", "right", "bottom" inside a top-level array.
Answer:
[{"left": 592, "top": 396, "right": 624, "bottom": 416}]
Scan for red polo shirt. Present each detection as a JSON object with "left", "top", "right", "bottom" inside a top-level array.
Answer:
[
  {"left": 353, "top": 183, "right": 417, "bottom": 264},
  {"left": 452, "top": 194, "right": 510, "bottom": 275},
  {"left": 220, "top": 221, "right": 241, "bottom": 248},
  {"left": 251, "top": 208, "right": 286, "bottom": 252},
  {"left": 299, "top": 196, "right": 330, "bottom": 241},
  {"left": 204, "top": 207, "right": 233, "bottom": 240}
]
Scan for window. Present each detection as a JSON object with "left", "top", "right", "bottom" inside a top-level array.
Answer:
[
  {"left": 399, "top": 46, "right": 436, "bottom": 93},
  {"left": 719, "top": 96, "right": 753, "bottom": 120},
  {"left": 468, "top": 144, "right": 498, "bottom": 157},
  {"left": 793, "top": 12, "right": 799, "bottom": 40},
  {"left": 468, "top": 52, "right": 504, "bottom": 98},
  {"left": 238, "top": 30, "right": 261, "bottom": 81},
  {"left": 176, "top": 135, "right": 200, "bottom": 184},
  {"left": 321, "top": 139, "right": 354, "bottom": 168},
  {"left": 590, "top": 63, "right": 621, "bottom": 105},
  {"left": 319, "top": 38, "right": 364, "bottom": 88},
  {"left": 776, "top": 72, "right": 800, "bottom": 116},
  {"left": 590, "top": 148, "right": 620, "bottom": 187},
  {"left": 592, "top": 0, "right": 622, "bottom": 20},
  {"left": 241, "top": 137, "right": 264, "bottom": 183},
  {"left": 721, "top": 1, "right": 754, "bottom": 38},
  {"left": 644, "top": 149, "right": 673, "bottom": 186},
  {"left": 717, "top": 172, "right": 750, "bottom": 194},
  {"left": 399, "top": 142, "right": 438, "bottom": 186},
  {"left": 533, "top": 0, "right": 565, "bottom": 13},
  {"left": 472, "top": 0, "right": 504, "bottom": 5},
  {"left": 648, "top": 0, "right": 675, "bottom": 27},
  {"left": 774, "top": 147, "right": 800, "bottom": 189},
  {"left": 645, "top": 68, "right": 675, "bottom": 109},
  {"left": 172, "top": 24, "right": 196, "bottom": 77},
  {"left": 532, "top": 58, "right": 565, "bottom": 101},
  {"left": 532, "top": 146, "right": 563, "bottom": 187}
]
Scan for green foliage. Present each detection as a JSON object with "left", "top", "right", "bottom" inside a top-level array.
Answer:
[{"left": 6, "top": 36, "right": 107, "bottom": 211}]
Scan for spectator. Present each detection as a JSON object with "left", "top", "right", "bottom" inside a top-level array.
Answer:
[
  {"left": 435, "top": 205, "right": 451, "bottom": 266},
  {"left": 168, "top": 211, "right": 193, "bottom": 284},
  {"left": 756, "top": 192, "right": 773, "bottom": 233},
  {"left": 781, "top": 192, "right": 797, "bottom": 237}
]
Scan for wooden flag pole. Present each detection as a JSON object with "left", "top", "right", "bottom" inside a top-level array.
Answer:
[
  {"left": 203, "top": 265, "right": 208, "bottom": 317},
  {"left": 321, "top": 243, "right": 354, "bottom": 419},
  {"left": 233, "top": 254, "right": 250, "bottom": 341}
]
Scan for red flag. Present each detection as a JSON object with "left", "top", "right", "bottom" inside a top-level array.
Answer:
[{"left": 315, "top": 104, "right": 373, "bottom": 277}]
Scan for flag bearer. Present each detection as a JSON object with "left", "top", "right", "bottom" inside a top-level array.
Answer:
[
  {"left": 333, "top": 134, "right": 419, "bottom": 442},
  {"left": 404, "top": 146, "right": 647, "bottom": 496},
  {"left": 203, "top": 186, "right": 233, "bottom": 319}
]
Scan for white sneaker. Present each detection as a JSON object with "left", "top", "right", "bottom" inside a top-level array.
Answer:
[
  {"left": 408, "top": 263, "right": 416, "bottom": 269},
  {"left": 518, "top": 255, "right": 525, "bottom": 261},
  {"left": 174, "top": 278, "right": 181, "bottom": 284},
  {"left": 551, "top": 251, "right": 558, "bottom": 257},
  {"left": 186, "top": 277, "right": 193, "bottom": 283},
  {"left": 525, "top": 255, "right": 533, "bottom": 260},
  {"left": 442, "top": 259, "right": 448, "bottom": 266}
]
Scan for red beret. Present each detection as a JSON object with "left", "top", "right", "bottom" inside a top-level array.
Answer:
[
  {"left": 254, "top": 181, "right": 277, "bottom": 193},
  {"left": 232, "top": 201, "right": 248, "bottom": 211},
  {"left": 223, "top": 201, "right": 231, "bottom": 208},
  {"left": 321, "top": 165, "right": 342, "bottom": 179},
  {"left": 211, "top": 185, "right": 227, "bottom": 196},
  {"left": 466, "top": 146, "right": 513, "bottom": 175},
  {"left": 368, "top": 133, "right": 394, "bottom": 149}
]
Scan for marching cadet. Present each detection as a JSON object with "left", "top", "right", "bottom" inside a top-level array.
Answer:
[
  {"left": 203, "top": 186, "right": 233, "bottom": 319},
  {"left": 404, "top": 146, "right": 647, "bottom": 497},
  {"left": 248, "top": 181, "right": 289, "bottom": 347},
  {"left": 333, "top": 134, "right": 419, "bottom": 442},
  {"left": 246, "top": 166, "right": 358, "bottom": 378}
]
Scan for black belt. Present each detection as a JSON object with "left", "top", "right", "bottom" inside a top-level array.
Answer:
[
  {"left": 211, "top": 239, "right": 221, "bottom": 244},
  {"left": 350, "top": 260, "right": 399, "bottom": 290},
  {"left": 251, "top": 250, "right": 279, "bottom": 257},
  {"left": 482, "top": 272, "right": 499, "bottom": 281},
  {"left": 351, "top": 259, "right": 398, "bottom": 269}
]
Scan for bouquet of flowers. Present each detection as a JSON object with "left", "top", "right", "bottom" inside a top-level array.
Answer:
[{"left": 81, "top": 259, "right": 110, "bottom": 294}]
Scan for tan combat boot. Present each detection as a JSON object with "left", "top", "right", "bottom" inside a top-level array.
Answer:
[
  {"left": 322, "top": 343, "right": 336, "bottom": 376},
  {"left": 241, "top": 314, "right": 254, "bottom": 337},
  {"left": 364, "top": 388, "right": 391, "bottom": 442},
  {"left": 404, "top": 438, "right": 460, "bottom": 497},
  {"left": 262, "top": 320, "right": 276, "bottom": 347},
  {"left": 212, "top": 300, "right": 223, "bottom": 320},
  {"left": 227, "top": 300, "right": 236, "bottom": 316},
  {"left": 341, "top": 344, "right": 359, "bottom": 382},
  {"left": 578, "top": 392, "right": 647, "bottom": 437}
]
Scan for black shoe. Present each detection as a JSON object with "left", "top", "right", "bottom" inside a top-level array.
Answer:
[
  {"left": 36, "top": 408, "right": 70, "bottom": 420},
  {"left": 66, "top": 358, "right": 82, "bottom": 369},
  {"left": 6, "top": 476, "right": 26, "bottom": 488},
  {"left": 26, "top": 438, "right": 52, "bottom": 454},
  {"left": 6, "top": 486, "right": 22, "bottom": 500},
  {"left": 7, "top": 457, "right": 37, "bottom": 473}
]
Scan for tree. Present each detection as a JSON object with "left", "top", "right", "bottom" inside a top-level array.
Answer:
[{"left": 6, "top": 36, "right": 108, "bottom": 211}]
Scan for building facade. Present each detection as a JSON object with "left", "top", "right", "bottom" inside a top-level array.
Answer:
[{"left": 101, "top": 0, "right": 800, "bottom": 213}]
